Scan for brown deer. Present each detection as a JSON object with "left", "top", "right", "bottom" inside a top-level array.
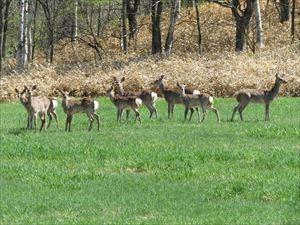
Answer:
[
  {"left": 113, "top": 77, "right": 158, "bottom": 119},
  {"left": 58, "top": 90, "right": 100, "bottom": 131},
  {"left": 106, "top": 86, "right": 142, "bottom": 124},
  {"left": 177, "top": 83, "right": 220, "bottom": 123},
  {"left": 231, "top": 73, "right": 288, "bottom": 122},
  {"left": 152, "top": 75, "right": 182, "bottom": 118},
  {"left": 15, "top": 86, "right": 59, "bottom": 130}
]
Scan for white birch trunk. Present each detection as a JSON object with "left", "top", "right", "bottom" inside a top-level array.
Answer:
[
  {"left": 72, "top": 0, "right": 78, "bottom": 41},
  {"left": 17, "top": 0, "right": 28, "bottom": 67},
  {"left": 254, "top": 0, "right": 264, "bottom": 48}
]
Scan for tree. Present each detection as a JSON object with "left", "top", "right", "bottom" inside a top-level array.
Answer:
[
  {"left": 126, "top": 0, "right": 140, "bottom": 43},
  {"left": 279, "top": 0, "right": 289, "bottom": 23},
  {"left": 254, "top": 0, "right": 264, "bottom": 48},
  {"left": 16, "top": 0, "right": 28, "bottom": 67},
  {"left": 38, "top": 0, "right": 65, "bottom": 63},
  {"left": 0, "top": 0, "right": 3, "bottom": 71},
  {"left": 194, "top": 0, "right": 202, "bottom": 54},
  {"left": 165, "top": 0, "right": 180, "bottom": 56},
  {"left": 151, "top": 0, "right": 163, "bottom": 54},
  {"left": 121, "top": 0, "right": 128, "bottom": 53},
  {"left": 210, "top": 0, "right": 255, "bottom": 51},
  {"left": 71, "top": 0, "right": 78, "bottom": 42}
]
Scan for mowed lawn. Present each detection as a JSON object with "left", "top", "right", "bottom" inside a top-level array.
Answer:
[{"left": 0, "top": 97, "right": 299, "bottom": 224}]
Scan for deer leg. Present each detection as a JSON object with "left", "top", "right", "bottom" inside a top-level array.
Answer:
[
  {"left": 171, "top": 104, "right": 175, "bottom": 118},
  {"left": 39, "top": 113, "right": 46, "bottom": 132},
  {"left": 125, "top": 109, "right": 130, "bottom": 120},
  {"left": 133, "top": 109, "right": 142, "bottom": 124},
  {"left": 265, "top": 104, "right": 270, "bottom": 121},
  {"left": 209, "top": 107, "right": 221, "bottom": 123},
  {"left": 27, "top": 114, "right": 32, "bottom": 129},
  {"left": 92, "top": 112, "right": 100, "bottom": 131},
  {"left": 87, "top": 113, "right": 94, "bottom": 131},
  {"left": 184, "top": 107, "right": 189, "bottom": 120},
  {"left": 201, "top": 107, "right": 207, "bottom": 122},
  {"left": 196, "top": 107, "right": 200, "bottom": 122},
  {"left": 231, "top": 104, "right": 241, "bottom": 121},
  {"left": 65, "top": 115, "right": 69, "bottom": 131},
  {"left": 47, "top": 111, "right": 52, "bottom": 129},
  {"left": 167, "top": 103, "right": 171, "bottom": 118},
  {"left": 68, "top": 115, "right": 73, "bottom": 132},
  {"left": 238, "top": 103, "right": 248, "bottom": 122},
  {"left": 117, "top": 109, "right": 120, "bottom": 121},
  {"left": 153, "top": 105, "right": 158, "bottom": 118},
  {"left": 33, "top": 113, "right": 37, "bottom": 132},
  {"left": 51, "top": 111, "right": 59, "bottom": 128},
  {"left": 189, "top": 108, "right": 194, "bottom": 121},
  {"left": 145, "top": 104, "right": 153, "bottom": 118}
]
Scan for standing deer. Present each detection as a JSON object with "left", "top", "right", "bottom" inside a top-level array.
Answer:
[
  {"left": 177, "top": 83, "right": 220, "bottom": 123},
  {"left": 230, "top": 73, "right": 288, "bottom": 122},
  {"left": 113, "top": 77, "right": 158, "bottom": 119},
  {"left": 106, "top": 86, "right": 142, "bottom": 124},
  {"left": 152, "top": 75, "right": 182, "bottom": 118},
  {"left": 58, "top": 90, "right": 100, "bottom": 131},
  {"left": 15, "top": 86, "right": 59, "bottom": 130}
]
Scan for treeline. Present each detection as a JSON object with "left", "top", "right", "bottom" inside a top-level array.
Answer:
[{"left": 0, "top": 0, "right": 298, "bottom": 71}]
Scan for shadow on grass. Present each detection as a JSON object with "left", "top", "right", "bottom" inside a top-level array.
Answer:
[{"left": 7, "top": 127, "right": 31, "bottom": 135}]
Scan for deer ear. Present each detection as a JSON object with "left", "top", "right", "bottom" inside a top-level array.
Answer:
[
  {"left": 24, "top": 85, "right": 28, "bottom": 90},
  {"left": 275, "top": 73, "right": 279, "bottom": 78},
  {"left": 121, "top": 77, "right": 125, "bottom": 82},
  {"left": 113, "top": 76, "right": 117, "bottom": 81},
  {"left": 32, "top": 85, "right": 37, "bottom": 90},
  {"left": 15, "top": 88, "right": 19, "bottom": 94},
  {"left": 161, "top": 75, "right": 164, "bottom": 79}
]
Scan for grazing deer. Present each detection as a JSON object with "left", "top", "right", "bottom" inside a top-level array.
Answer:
[
  {"left": 106, "top": 86, "right": 142, "bottom": 124},
  {"left": 58, "top": 90, "right": 100, "bottom": 131},
  {"left": 15, "top": 86, "right": 59, "bottom": 130},
  {"left": 231, "top": 73, "right": 288, "bottom": 122},
  {"left": 113, "top": 77, "right": 158, "bottom": 119},
  {"left": 152, "top": 75, "right": 182, "bottom": 118},
  {"left": 177, "top": 83, "right": 220, "bottom": 123}
]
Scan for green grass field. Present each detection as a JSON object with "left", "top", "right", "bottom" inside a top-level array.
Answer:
[{"left": 0, "top": 97, "right": 299, "bottom": 224}]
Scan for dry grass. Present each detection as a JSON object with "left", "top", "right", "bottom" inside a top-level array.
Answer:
[{"left": 1, "top": 2, "right": 299, "bottom": 101}]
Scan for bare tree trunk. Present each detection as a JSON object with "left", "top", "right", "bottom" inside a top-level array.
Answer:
[
  {"left": 291, "top": 0, "right": 295, "bottom": 41},
  {"left": 164, "top": 0, "right": 180, "bottom": 57},
  {"left": 71, "top": 0, "right": 78, "bottom": 42},
  {"left": 151, "top": 0, "right": 162, "bottom": 54},
  {"left": 231, "top": 0, "right": 255, "bottom": 51},
  {"left": 194, "top": 0, "right": 202, "bottom": 54},
  {"left": 2, "top": 0, "right": 11, "bottom": 59},
  {"left": 97, "top": 5, "right": 101, "bottom": 37},
  {"left": 279, "top": 0, "right": 290, "bottom": 23},
  {"left": 17, "top": 0, "right": 29, "bottom": 67},
  {"left": 254, "top": 0, "right": 264, "bottom": 48},
  {"left": 0, "top": 0, "right": 3, "bottom": 71},
  {"left": 126, "top": 0, "right": 139, "bottom": 41},
  {"left": 121, "top": 0, "right": 128, "bottom": 54},
  {"left": 31, "top": 0, "right": 37, "bottom": 61}
]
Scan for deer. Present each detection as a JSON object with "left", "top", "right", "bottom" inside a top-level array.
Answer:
[
  {"left": 151, "top": 75, "right": 182, "bottom": 118},
  {"left": 58, "top": 90, "right": 100, "bottom": 131},
  {"left": 106, "top": 86, "right": 142, "bottom": 124},
  {"left": 113, "top": 76, "right": 158, "bottom": 119},
  {"left": 230, "top": 73, "right": 288, "bottom": 122},
  {"left": 15, "top": 86, "right": 59, "bottom": 130},
  {"left": 177, "top": 83, "right": 220, "bottom": 123}
]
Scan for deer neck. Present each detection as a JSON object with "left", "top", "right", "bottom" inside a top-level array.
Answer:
[
  {"left": 159, "top": 82, "right": 166, "bottom": 97},
  {"left": 116, "top": 84, "right": 124, "bottom": 96},
  {"left": 20, "top": 97, "right": 30, "bottom": 111},
  {"left": 267, "top": 79, "right": 281, "bottom": 100}
]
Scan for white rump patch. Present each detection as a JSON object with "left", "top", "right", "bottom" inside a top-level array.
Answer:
[
  {"left": 136, "top": 98, "right": 142, "bottom": 107},
  {"left": 151, "top": 92, "right": 158, "bottom": 102},
  {"left": 94, "top": 101, "right": 99, "bottom": 110},
  {"left": 193, "top": 90, "right": 200, "bottom": 95},
  {"left": 52, "top": 99, "right": 58, "bottom": 109},
  {"left": 209, "top": 96, "right": 214, "bottom": 104}
]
